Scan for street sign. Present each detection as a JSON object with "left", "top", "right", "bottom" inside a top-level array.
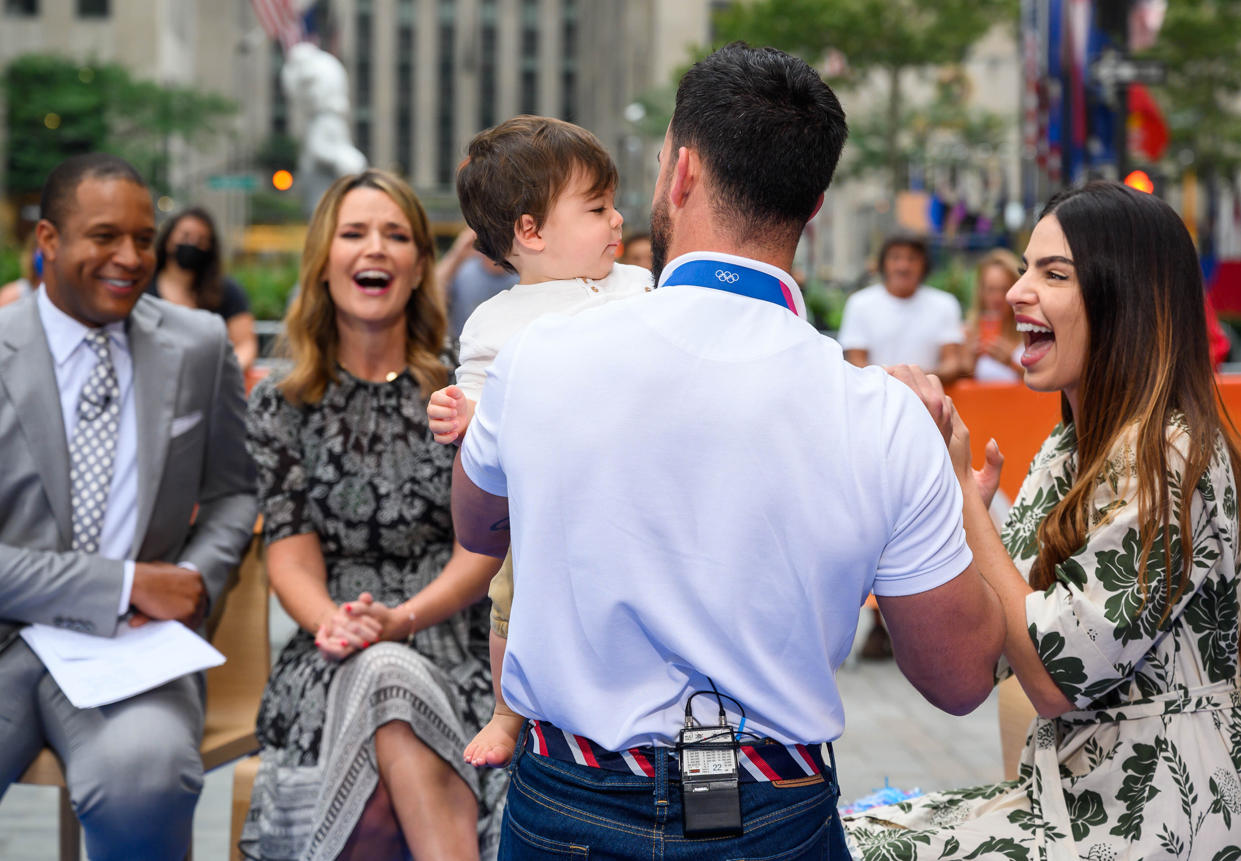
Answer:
[
  {"left": 1092, "top": 53, "right": 1166, "bottom": 88},
  {"left": 206, "top": 174, "right": 258, "bottom": 191}
]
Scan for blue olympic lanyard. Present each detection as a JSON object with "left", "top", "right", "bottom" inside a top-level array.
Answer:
[{"left": 661, "top": 259, "right": 801, "bottom": 316}]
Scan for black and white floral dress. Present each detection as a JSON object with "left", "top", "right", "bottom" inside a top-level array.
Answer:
[
  {"left": 846, "top": 419, "right": 1241, "bottom": 861},
  {"left": 239, "top": 366, "right": 504, "bottom": 860}
]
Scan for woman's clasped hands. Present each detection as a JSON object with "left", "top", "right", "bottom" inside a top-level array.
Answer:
[{"left": 315, "top": 592, "right": 416, "bottom": 661}]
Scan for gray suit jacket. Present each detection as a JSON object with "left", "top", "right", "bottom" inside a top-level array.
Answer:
[{"left": 0, "top": 293, "right": 257, "bottom": 650}]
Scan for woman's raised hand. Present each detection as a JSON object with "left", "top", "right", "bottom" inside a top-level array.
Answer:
[
  {"left": 886, "top": 364, "right": 952, "bottom": 446},
  {"left": 972, "top": 437, "right": 1004, "bottom": 511},
  {"left": 885, "top": 364, "right": 1004, "bottom": 509}
]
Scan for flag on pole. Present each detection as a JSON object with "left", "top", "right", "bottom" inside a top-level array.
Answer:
[
  {"left": 1045, "top": 0, "right": 1064, "bottom": 185},
  {"left": 1065, "top": 0, "right": 1090, "bottom": 179},
  {"left": 1128, "top": 83, "right": 1168, "bottom": 161},
  {"left": 252, "top": 0, "right": 305, "bottom": 52}
]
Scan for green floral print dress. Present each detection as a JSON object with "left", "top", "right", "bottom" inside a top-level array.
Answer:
[{"left": 845, "top": 419, "right": 1241, "bottom": 861}]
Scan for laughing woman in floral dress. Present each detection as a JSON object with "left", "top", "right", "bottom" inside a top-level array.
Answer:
[{"left": 847, "top": 181, "right": 1241, "bottom": 861}]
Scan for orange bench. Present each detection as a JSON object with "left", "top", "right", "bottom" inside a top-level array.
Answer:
[{"left": 946, "top": 376, "right": 1241, "bottom": 500}]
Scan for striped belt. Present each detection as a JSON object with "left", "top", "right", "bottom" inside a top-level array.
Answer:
[{"left": 527, "top": 720, "right": 833, "bottom": 784}]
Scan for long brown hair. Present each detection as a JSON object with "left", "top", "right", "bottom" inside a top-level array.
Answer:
[
  {"left": 278, "top": 169, "right": 449, "bottom": 404},
  {"left": 1029, "top": 182, "right": 1241, "bottom": 619}
]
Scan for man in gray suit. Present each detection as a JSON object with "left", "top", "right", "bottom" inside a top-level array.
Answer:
[{"left": 0, "top": 153, "right": 257, "bottom": 859}]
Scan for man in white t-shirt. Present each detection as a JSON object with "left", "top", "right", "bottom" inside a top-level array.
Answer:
[
  {"left": 838, "top": 234, "right": 966, "bottom": 383},
  {"left": 452, "top": 43, "right": 1004, "bottom": 859}
]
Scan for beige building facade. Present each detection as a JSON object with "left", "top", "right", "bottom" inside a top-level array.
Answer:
[
  {"left": 1, "top": 0, "right": 721, "bottom": 233},
  {"left": 332, "top": 0, "right": 722, "bottom": 223},
  {"left": 1, "top": 1, "right": 1022, "bottom": 286}
]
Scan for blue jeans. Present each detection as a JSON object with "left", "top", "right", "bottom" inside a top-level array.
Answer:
[{"left": 498, "top": 725, "right": 850, "bottom": 859}]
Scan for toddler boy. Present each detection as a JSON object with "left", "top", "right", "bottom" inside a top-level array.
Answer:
[{"left": 427, "top": 115, "right": 651, "bottom": 766}]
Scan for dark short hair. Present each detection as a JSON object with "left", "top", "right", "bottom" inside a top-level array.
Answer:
[
  {"left": 457, "top": 115, "right": 618, "bottom": 274},
  {"left": 155, "top": 206, "right": 223, "bottom": 310},
  {"left": 40, "top": 153, "right": 147, "bottom": 228},
  {"left": 669, "top": 43, "right": 847, "bottom": 243},
  {"left": 878, "top": 234, "right": 931, "bottom": 280}
]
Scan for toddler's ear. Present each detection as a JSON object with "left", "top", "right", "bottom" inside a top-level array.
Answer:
[{"left": 512, "top": 215, "right": 545, "bottom": 253}]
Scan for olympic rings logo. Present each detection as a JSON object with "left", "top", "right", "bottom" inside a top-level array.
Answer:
[{"left": 715, "top": 269, "right": 740, "bottom": 283}]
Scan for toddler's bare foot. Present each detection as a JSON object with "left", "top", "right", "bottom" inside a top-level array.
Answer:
[{"left": 464, "top": 712, "right": 523, "bottom": 768}]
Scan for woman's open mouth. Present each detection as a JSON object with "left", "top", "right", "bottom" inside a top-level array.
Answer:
[
  {"left": 353, "top": 269, "right": 393, "bottom": 294},
  {"left": 1016, "top": 320, "right": 1054, "bottom": 367}
]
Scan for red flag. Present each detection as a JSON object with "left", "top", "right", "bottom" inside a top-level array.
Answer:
[
  {"left": 1204, "top": 293, "right": 1229, "bottom": 371},
  {"left": 252, "top": 0, "right": 304, "bottom": 52},
  {"left": 1128, "top": 83, "right": 1169, "bottom": 161}
]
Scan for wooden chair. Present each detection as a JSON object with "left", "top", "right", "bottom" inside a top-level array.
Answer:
[
  {"left": 17, "top": 535, "right": 270, "bottom": 861},
  {"left": 997, "top": 674, "right": 1038, "bottom": 781}
]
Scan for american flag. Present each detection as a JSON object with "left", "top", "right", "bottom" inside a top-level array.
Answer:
[{"left": 251, "top": 0, "right": 305, "bottom": 52}]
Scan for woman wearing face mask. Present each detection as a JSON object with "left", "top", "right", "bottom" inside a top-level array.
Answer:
[{"left": 149, "top": 206, "right": 259, "bottom": 372}]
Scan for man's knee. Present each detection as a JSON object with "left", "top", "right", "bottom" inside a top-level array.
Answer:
[
  {"left": 70, "top": 738, "right": 202, "bottom": 859},
  {"left": 0, "top": 643, "right": 52, "bottom": 789},
  {"left": 70, "top": 735, "right": 203, "bottom": 823},
  {"left": 54, "top": 676, "right": 204, "bottom": 854}
]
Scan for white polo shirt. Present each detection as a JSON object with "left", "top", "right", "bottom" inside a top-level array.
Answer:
[
  {"left": 837, "top": 282, "right": 964, "bottom": 370},
  {"left": 461, "top": 252, "right": 971, "bottom": 751}
]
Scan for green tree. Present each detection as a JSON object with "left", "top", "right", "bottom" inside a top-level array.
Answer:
[
  {"left": 1140, "top": 0, "right": 1241, "bottom": 182},
  {"left": 3, "top": 54, "right": 235, "bottom": 198},
  {"left": 1128, "top": 0, "right": 1241, "bottom": 280},
  {"left": 1137, "top": 0, "right": 1241, "bottom": 263},
  {"left": 712, "top": 0, "right": 1018, "bottom": 199},
  {"left": 846, "top": 68, "right": 1010, "bottom": 183}
]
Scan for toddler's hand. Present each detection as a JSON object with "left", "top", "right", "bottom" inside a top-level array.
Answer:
[{"left": 428, "top": 385, "right": 467, "bottom": 444}]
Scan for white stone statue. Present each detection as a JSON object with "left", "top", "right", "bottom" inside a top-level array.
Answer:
[{"left": 281, "top": 42, "right": 368, "bottom": 215}]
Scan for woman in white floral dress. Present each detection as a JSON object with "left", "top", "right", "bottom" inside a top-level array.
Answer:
[{"left": 847, "top": 182, "right": 1241, "bottom": 861}]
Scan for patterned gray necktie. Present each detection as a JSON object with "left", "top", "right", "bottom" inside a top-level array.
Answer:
[{"left": 70, "top": 329, "right": 121, "bottom": 553}]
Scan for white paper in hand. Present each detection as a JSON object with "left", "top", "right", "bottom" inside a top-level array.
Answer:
[{"left": 20, "top": 620, "right": 225, "bottom": 708}]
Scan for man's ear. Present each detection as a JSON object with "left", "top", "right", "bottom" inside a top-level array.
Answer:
[
  {"left": 809, "top": 192, "right": 825, "bottom": 220},
  {"left": 512, "top": 214, "right": 545, "bottom": 253},
  {"left": 34, "top": 219, "right": 59, "bottom": 265},
  {"left": 668, "top": 146, "right": 696, "bottom": 209}
]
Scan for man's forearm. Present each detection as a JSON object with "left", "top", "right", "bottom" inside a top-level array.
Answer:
[
  {"left": 0, "top": 543, "right": 126, "bottom": 635},
  {"left": 451, "top": 451, "right": 511, "bottom": 558}
]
